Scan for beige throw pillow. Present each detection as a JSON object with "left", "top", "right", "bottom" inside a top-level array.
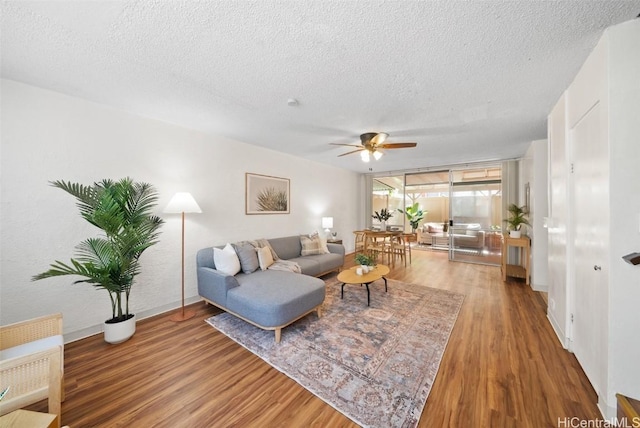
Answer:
[
  {"left": 318, "top": 235, "right": 330, "bottom": 254},
  {"left": 256, "top": 246, "right": 274, "bottom": 270},
  {"left": 300, "top": 233, "right": 329, "bottom": 256}
]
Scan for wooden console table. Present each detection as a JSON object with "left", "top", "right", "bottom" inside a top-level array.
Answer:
[
  {"left": 617, "top": 394, "right": 640, "bottom": 427},
  {"left": 501, "top": 233, "right": 530, "bottom": 285}
]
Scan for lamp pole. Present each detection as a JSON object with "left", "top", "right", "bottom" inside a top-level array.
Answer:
[{"left": 164, "top": 192, "right": 201, "bottom": 322}]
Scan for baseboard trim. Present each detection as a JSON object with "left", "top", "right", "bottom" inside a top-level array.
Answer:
[
  {"left": 63, "top": 296, "right": 202, "bottom": 343},
  {"left": 598, "top": 395, "right": 616, "bottom": 420},
  {"left": 531, "top": 282, "right": 549, "bottom": 292},
  {"left": 547, "top": 311, "right": 568, "bottom": 349}
]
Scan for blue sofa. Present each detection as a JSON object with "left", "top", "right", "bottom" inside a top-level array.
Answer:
[{"left": 196, "top": 236, "right": 345, "bottom": 342}]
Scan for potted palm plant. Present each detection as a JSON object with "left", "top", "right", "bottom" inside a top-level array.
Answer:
[
  {"left": 397, "top": 202, "right": 426, "bottom": 232},
  {"left": 504, "top": 203, "right": 530, "bottom": 238},
  {"left": 33, "top": 178, "right": 164, "bottom": 344}
]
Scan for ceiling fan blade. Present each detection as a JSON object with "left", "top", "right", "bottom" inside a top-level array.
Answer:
[
  {"left": 337, "top": 149, "right": 365, "bottom": 157},
  {"left": 370, "top": 132, "right": 389, "bottom": 146},
  {"left": 378, "top": 142, "right": 417, "bottom": 149},
  {"left": 330, "top": 143, "right": 364, "bottom": 148}
]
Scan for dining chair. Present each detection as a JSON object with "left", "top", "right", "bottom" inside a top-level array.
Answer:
[
  {"left": 402, "top": 233, "right": 416, "bottom": 265},
  {"left": 367, "top": 234, "right": 385, "bottom": 263},
  {"left": 390, "top": 234, "right": 407, "bottom": 267},
  {"left": 353, "top": 231, "right": 366, "bottom": 254}
]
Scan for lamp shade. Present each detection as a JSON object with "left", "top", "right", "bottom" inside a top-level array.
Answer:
[
  {"left": 322, "top": 217, "right": 333, "bottom": 229},
  {"left": 164, "top": 192, "right": 202, "bottom": 214}
]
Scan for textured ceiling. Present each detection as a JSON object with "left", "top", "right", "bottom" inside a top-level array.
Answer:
[{"left": 2, "top": 1, "right": 639, "bottom": 174}]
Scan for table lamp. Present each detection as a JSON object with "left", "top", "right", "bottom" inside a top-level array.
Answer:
[{"left": 322, "top": 217, "right": 334, "bottom": 239}]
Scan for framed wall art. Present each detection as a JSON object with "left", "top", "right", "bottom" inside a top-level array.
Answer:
[{"left": 245, "top": 173, "right": 290, "bottom": 214}]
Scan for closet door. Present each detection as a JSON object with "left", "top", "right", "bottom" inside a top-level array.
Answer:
[
  {"left": 566, "top": 35, "right": 609, "bottom": 398},
  {"left": 570, "top": 103, "right": 609, "bottom": 395}
]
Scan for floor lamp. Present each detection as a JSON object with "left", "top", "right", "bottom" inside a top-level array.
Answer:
[{"left": 164, "top": 192, "right": 202, "bottom": 322}]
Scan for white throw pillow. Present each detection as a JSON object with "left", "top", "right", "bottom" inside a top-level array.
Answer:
[
  {"left": 256, "top": 246, "right": 274, "bottom": 270},
  {"left": 213, "top": 243, "right": 241, "bottom": 276}
]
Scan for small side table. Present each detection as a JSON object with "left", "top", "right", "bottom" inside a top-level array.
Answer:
[
  {"left": 616, "top": 394, "right": 640, "bottom": 426},
  {"left": 501, "top": 233, "right": 530, "bottom": 285},
  {"left": 327, "top": 239, "right": 343, "bottom": 244},
  {"left": 0, "top": 410, "right": 58, "bottom": 428},
  {"left": 337, "top": 265, "right": 390, "bottom": 306}
]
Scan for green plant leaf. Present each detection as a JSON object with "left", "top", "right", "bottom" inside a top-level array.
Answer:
[{"left": 33, "top": 177, "right": 164, "bottom": 319}]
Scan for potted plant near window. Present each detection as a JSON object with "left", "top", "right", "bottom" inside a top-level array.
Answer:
[
  {"left": 504, "top": 203, "right": 530, "bottom": 238},
  {"left": 33, "top": 178, "right": 164, "bottom": 344},
  {"left": 372, "top": 208, "right": 393, "bottom": 231},
  {"left": 397, "top": 202, "right": 426, "bottom": 233}
]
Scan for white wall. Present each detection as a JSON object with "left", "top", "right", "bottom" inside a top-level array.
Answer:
[
  {"left": 0, "top": 79, "right": 361, "bottom": 340},
  {"left": 546, "top": 19, "right": 640, "bottom": 416},
  {"left": 547, "top": 93, "right": 570, "bottom": 346},
  {"left": 606, "top": 19, "right": 640, "bottom": 410},
  {"left": 521, "top": 139, "right": 549, "bottom": 291}
]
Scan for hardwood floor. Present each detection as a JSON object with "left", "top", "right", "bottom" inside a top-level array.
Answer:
[{"left": 28, "top": 250, "right": 601, "bottom": 427}]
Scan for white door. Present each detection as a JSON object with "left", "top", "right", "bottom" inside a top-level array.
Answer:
[{"left": 569, "top": 101, "right": 609, "bottom": 396}]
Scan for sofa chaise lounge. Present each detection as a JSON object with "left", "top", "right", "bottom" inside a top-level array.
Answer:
[{"left": 196, "top": 235, "right": 345, "bottom": 342}]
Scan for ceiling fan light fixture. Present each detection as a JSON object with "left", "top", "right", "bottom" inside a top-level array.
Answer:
[
  {"left": 374, "top": 132, "right": 388, "bottom": 145},
  {"left": 335, "top": 132, "right": 416, "bottom": 160}
]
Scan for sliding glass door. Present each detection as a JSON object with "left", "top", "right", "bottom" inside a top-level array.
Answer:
[
  {"left": 405, "top": 170, "right": 449, "bottom": 234},
  {"left": 449, "top": 167, "right": 502, "bottom": 264},
  {"left": 368, "top": 164, "right": 502, "bottom": 266}
]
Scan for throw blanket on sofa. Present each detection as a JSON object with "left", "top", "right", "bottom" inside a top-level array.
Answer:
[
  {"left": 252, "top": 239, "right": 302, "bottom": 274},
  {"left": 268, "top": 260, "right": 302, "bottom": 274}
]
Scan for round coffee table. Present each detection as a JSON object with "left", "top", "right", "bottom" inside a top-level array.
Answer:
[{"left": 337, "top": 264, "right": 390, "bottom": 306}]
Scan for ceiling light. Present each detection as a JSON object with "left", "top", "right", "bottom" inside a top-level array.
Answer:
[
  {"left": 373, "top": 150, "right": 383, "bottom": 160},
  {"left": 371, "top": 132, "right": 388, "bottom": 145},
  {"left": 360, "top": 150, "right": 370, "bottom": 162}
]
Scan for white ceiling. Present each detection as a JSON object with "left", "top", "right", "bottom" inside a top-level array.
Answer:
[{"left": 2, "top": 1, "right": 638, "bottom": 174}]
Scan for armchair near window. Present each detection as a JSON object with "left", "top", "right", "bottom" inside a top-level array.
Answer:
[{"left": 0, "top": 313, "right": 64, "bottom": 425}]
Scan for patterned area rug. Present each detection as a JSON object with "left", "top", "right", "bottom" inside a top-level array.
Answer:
[{"left": 206, "top": 278, "right": 464, "bottom": 428}]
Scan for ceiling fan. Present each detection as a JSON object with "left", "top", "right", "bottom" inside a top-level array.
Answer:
[{"left": 331, "top": 132, "right": 417, "bottom": 162}]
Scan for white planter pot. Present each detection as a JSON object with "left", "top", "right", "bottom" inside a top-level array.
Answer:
[
  {"left": 509, "top": 230, "right": 522, "bottom": 238},
  {"left": 104, "top": 314, "right": 136, "bottom": 344}
]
